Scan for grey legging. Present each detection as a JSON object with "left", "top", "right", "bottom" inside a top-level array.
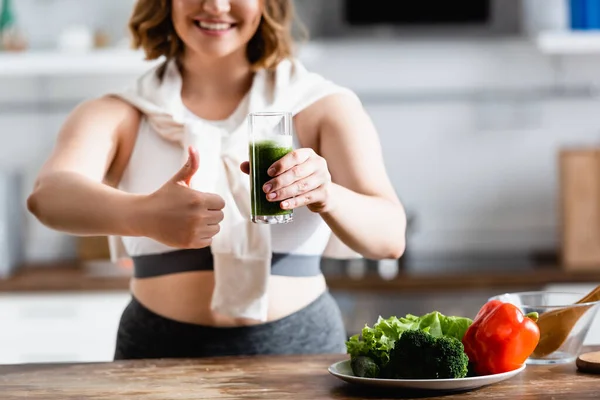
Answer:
[{"left": 114, "top": 291, "right": 347, "bottom": 360}]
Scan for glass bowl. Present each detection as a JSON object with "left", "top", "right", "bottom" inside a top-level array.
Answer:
[{"left": 488, "top": 291, "right": 600, "bottom": 365}]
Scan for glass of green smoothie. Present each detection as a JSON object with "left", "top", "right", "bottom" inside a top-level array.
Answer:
[{"left": 248, "top": 111, "right": 294, "bottom": 224}]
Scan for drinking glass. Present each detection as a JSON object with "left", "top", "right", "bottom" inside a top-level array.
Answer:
[{"left": 248, "top": 112, "right": 294, "bottom": 224}]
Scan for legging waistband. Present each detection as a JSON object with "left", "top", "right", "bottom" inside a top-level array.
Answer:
[{"left": 132, "top": 247, "right": 322, "bottom": 278}]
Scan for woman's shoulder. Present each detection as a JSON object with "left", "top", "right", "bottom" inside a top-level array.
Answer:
[
  {"left": 43, "top": 95, "right": 142, "bottom": 166},
  {"left": 268, "top": 57, "right": 361, "bottom": 115},
  {"left": 65, "top": 95, "right": 143, "bottom": 135},
  {"left": 271, "top": 57, "right": 336, "bottom": 87}
]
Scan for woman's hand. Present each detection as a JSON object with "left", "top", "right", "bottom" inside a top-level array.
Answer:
[
  {"left": 240, "top": 148, "right": 333, "bottom": 213},
  {"left": 141, "top": 146, "right": 225, "bottom": 249}
]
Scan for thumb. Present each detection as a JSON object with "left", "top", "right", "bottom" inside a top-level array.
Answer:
[{"left": 172, "top": 146, "right": 199, "bottom": 186}]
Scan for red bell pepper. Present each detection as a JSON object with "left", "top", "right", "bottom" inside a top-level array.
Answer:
[{"left": 462, "top": 300, "right": 540, "bottom": 376}]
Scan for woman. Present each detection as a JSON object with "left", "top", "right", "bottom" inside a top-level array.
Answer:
[{"left": 27, "top": 0, "right": 406, "bottom": 360}]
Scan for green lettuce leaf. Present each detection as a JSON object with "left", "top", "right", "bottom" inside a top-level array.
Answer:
[
  {"left": 403, "top": 311, "right": 472, "bottom": 341},
  {"left": 439, "top": 314, "right": 473, "bottom": 341},
  {"left": 345, "top": 316, "right": 417, "bottom": 365},
  {"left": 345, "top": 334, "right": 370, "bottom": 358}
]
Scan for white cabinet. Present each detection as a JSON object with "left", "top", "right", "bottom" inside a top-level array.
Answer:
[
  {"left": 362, "top": 96, "right": 600, "bottom": 258},
  {"left": 0, "top": 291, "right": 131, "bottom": 364},
  {"left": 0, "top": 110, "right": 78, "bottom": 263}
]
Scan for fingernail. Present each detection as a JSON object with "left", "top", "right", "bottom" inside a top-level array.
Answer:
[
  {"left": 268, "top": 168, "right": 276, "bottom": 177},
  {"left": 263, "top": 184, "right": 272, "bottom": 193},
  {"left": 267, "top": 192, "right": 277, "bottom": 199},
  {"left": 282, "top": 201, "right": 289, "bottom": 208}
]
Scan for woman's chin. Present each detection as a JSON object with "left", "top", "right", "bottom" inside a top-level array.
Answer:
[{"left": 186, "top": 45, "right": 246, "bottom": 63}]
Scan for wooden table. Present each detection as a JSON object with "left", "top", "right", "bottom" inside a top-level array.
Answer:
[{"left": 1, "top": 353, "right": 599, "bottom": 399}]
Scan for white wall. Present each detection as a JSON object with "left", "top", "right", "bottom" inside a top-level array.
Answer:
[
  {"left": 8, "top": 0, "right": 324, "bottom": 49},
  {"left": 3, "top": 1, "right": 600, "bottom": 265},
  {"left": 301, "top": 40, "right": 600, "bottom": 257},
  {"left": 11, "top": 0, "right": 136, "bottom": 50}
]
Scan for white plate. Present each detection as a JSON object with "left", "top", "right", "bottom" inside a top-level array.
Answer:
[{"left": 328, "top": 360, "right": 526, "bottom": 392}]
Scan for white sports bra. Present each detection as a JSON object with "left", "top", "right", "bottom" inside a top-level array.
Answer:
[{"left": 117, "top": 99, "right": 333, "bottom": 260}]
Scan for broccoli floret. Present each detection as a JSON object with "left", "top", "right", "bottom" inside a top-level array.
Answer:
[
  {"left": 386, "top": 330, "right": 469, "bottom": 379},
  {"left": 350, "top": 356, "right": 380, "bottom": 378},
  {"left": 383, "top": 329, "right": 436, "bottom": 378},
  {"left": 433, "top": 335, "right": 470, "bottom": 379}
]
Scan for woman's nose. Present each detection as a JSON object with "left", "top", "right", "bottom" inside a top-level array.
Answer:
[{"left": 202, "top": 0, "right": 231, "bottom": 14}]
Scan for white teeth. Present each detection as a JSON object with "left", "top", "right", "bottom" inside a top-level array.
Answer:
[{"left": 197, "top": 21, "right": 232, "bottom": 31}]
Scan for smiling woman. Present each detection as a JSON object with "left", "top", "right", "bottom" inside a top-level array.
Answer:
[{"left": 26, "top": 0, "right": 406, "bottom": 361}]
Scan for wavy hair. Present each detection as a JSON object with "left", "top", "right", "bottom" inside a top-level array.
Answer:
[{"left": 129, "top": 0, "right": 303, "bottom": 70}]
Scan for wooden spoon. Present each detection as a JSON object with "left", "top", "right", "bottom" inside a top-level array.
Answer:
[{"left": 532, "top": 285, "right": 600, "bottom": 358}]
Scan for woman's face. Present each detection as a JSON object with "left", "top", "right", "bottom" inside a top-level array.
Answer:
[{"left": 172, "top": 0, "right": 262, "bottom": 61}]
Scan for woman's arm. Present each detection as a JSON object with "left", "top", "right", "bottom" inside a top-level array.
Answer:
[
  {"left": 308, "top": 94, "right": 406, "bottom": 259},
  {"left": 262, "top": 94, "right": 406, "bottom": 260},
  {"left": 27, "top": 97, "right": 145, "bottom": 236},
  {"left": 27, "top": 97, "right": 225, "bottom": 248}
]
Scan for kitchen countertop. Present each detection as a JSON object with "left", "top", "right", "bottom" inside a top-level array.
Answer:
[
  {"left": 0, "top": 43, "right": 321, "bottom": 76},
  {"left": 1, "top": 260, "right": 600, "bottom": 293},
  {"left": 0, "top": 48, "right": 160, "bottom": 76},
  {"left": 0, "top": 38, "right": 530, "bottom": 76},
  {"left": 0, "top": 38, "right": 578, "bottom": 98},
  {"left": 1, "top": 349, "right": 599, "bottom": 399}
]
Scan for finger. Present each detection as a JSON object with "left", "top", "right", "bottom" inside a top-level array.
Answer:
[
  {"left": 240, "top": 161, "right": 250, "bottom": 175},
  {"left": 280, "top": 188, "right": 324, "bottom": 210},
  {"left": 266, "top": 174, "right": 320, "bottom": 202},
  {"left": 191, "top": 238, "right": 213, "bottom": 249},
  {"left": 204, "top": 210, "right": 224, "bottom": 225},
  {"left": 202, "top": 193, "right": 226, "bottom": 210},
  {"left": 267, "top": 149, "right": 313, "bottom": 177},
  {"left": 172, "top": 146, "right": 200, "bottom": 186},
  {"left": 200, "top": 224, "right": 221, "bottom": 239},
  {"left": 263, "top": 160, "right": 317, "bottom": 193}
]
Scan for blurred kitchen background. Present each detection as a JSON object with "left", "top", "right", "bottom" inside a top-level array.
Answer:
[{"left": 2, "top": 0, "right": 600, "bottom": 364}]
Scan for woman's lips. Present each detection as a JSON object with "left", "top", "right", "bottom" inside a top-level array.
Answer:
[{"left": 194, "top": 20, "right": 236, "bottom": 36}]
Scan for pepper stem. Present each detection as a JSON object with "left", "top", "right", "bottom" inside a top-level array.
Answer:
[{"left": 525, "top": 311, "right": 539, "bottom": 322}]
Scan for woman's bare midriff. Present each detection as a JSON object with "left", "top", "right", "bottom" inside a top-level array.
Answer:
[{"left": 130, "top": 271, "right": 328, "bottom": 327}]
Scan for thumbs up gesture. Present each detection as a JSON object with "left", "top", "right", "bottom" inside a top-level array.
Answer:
[{"left": 139, "top": 146, "right": 225, "bottom": 249}]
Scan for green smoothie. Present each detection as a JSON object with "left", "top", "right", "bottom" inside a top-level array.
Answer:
[{"left": 249, "top": 139, "right": 293, "bottom": 219}]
